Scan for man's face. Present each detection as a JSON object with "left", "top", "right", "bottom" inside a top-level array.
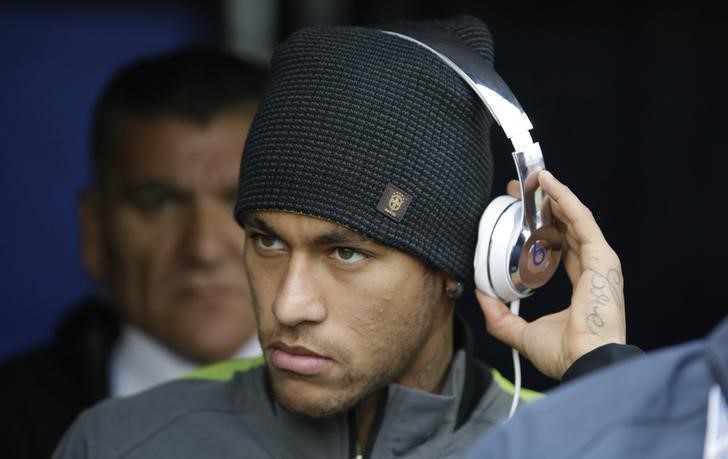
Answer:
[
  {"left": 242, "top": 211, "right": 450, "bottom": 417},
  {"left": 81, "top": 111, "right": 257, "bottom": 364}
]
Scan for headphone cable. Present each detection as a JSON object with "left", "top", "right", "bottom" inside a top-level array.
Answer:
[{"left": 507, "top": 299, "right": 522, "bottom": 420}]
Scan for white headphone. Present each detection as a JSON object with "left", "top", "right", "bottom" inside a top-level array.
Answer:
[{"left": 382, "top": 24, "right": 563, "bottom": 303}]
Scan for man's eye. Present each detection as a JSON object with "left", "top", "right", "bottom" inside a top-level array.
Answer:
[
  {"left": 256, "top": 234, "right": 284, "bottom": 250},
  {"left": 332, "top": 247, "right": 366, "bottom": 263},
  {"left": 130, "top": 192, "right": 178, "bottom": 212}
]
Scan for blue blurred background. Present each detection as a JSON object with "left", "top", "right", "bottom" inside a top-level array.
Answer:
[{"left": 2, "top": 0, "right": 725, "bottom": 391}]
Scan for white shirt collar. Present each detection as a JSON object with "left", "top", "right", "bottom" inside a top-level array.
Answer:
[{"left": 110, "top": 324, "right": 261, "bottom": 398}]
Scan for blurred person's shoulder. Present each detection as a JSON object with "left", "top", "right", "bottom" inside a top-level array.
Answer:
[
  {"left": 0, "top": 297, "right": 119, "bottom": 390},
  {"left": 0, "top": 297, "right": 119, "bottom": 384},
  {"left": 0, "top": 298, "right": 120, "bottom": 459}
]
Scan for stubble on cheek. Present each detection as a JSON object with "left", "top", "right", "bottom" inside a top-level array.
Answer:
[{"left": 345, "top": 284, "right": 436, "bottom": 387}]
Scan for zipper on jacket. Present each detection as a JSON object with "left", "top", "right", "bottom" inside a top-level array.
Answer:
[
  {"left": 348, "top": 410, "right": 359, "bottom": 459},
  {"left": 348, "top": 388, "right": 388, "bottom": 459}
]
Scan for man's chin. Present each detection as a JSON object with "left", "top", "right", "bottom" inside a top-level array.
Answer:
[
  {"left": 271, "top": 377, "right": 360, "bottom": 419},
  {"left": 277, "top": 395, "right": 356, "bottom": 419}
]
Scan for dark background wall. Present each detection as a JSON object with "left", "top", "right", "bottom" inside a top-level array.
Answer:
[{"left": 1, "top": 0, "right": 725, "bottom": 392}]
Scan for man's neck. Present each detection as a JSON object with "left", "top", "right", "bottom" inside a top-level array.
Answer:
[
  {"left": 355, "top": 310, "right": 454, "bottom": 452},
  {"left": 355, "top": 392, "right": 382, "bottom": 453}
]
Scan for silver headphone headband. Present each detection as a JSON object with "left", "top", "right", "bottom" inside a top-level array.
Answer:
[
  {"left": 381, "top": 27, "right": 534, "bottom": 151},
  {"left": 381, "top": 26, "right": 552, "bottom": 234}
]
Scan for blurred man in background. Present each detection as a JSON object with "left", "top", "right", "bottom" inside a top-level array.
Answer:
[{"left": 0, "top": 47, "right": 268, "bottom": 459}]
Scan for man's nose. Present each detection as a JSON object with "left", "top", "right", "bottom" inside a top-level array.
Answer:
[
  {"left": 272, "top": 255, "right": 327, "bottom": 328},
  {"left": 180, "top": 203, "right": 231, "bottom": 268}
]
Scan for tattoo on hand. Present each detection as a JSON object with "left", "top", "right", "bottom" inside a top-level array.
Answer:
[{"left": 586, "top": 266, "right": 623, "bottom": 335}]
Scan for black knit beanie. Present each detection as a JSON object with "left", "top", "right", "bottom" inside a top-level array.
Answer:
[{"left": 235, "top": 14, "right": 496, "bottom": 284}]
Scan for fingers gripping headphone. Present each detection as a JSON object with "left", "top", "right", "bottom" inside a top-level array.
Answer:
[{"left": 383, "top": 25, "right": 563, "bottom": 303}]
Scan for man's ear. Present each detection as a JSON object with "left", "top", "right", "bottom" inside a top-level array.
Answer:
[
  {"left": 78, "top": 187, "right": 104, "bottom": 280},
  {"left": 445, "top": 277, "right": 464, "bottom": 301}
]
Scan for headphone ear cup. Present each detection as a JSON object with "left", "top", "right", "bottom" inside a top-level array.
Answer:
[{"left": 474, "top": 195, "right": 525, "bottom": 302}]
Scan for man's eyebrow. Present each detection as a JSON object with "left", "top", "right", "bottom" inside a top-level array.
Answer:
[
  {"left": 119, "top": 180, "right": 186, "bottom": 196},
  {"left": 241, "top": 216, "right": 280, "bottom": 239}
]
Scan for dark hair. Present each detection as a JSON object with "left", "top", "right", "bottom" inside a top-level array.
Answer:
[{"left": 91, "top": 46, "right": 269, "bottom": 184}]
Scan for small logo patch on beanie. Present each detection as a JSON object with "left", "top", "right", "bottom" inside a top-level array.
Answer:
[{"left": 377, "top": 183, "right": 412, "bottom": 222}]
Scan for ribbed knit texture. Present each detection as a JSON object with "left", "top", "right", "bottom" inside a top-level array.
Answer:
[{"left": 235, "top": 15, "right": 495, "bottom": 284}]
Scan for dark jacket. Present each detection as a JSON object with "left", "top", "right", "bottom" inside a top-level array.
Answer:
[
  {"left": 464, "top": 315, "right": 728, "bottom": 459},
  {"left": 0, "top": 299, "right": 119, "bottom": 459}
]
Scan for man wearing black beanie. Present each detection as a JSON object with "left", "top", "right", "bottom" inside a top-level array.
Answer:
[{"left": 52, "top": 15, "right": 639, "bottom": 459}]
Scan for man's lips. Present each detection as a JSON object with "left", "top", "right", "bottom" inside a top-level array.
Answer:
[{"left": 269, "top": 342, "right": 333, "bottom": 375}]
